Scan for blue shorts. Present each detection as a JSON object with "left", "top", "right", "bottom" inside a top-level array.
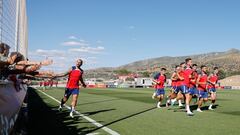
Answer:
[
  {"left": 174, "top": 85, "right": 188, "bottom": 94},
  {"left": 198, "top": 90, "right": 208, "bottom": 99},
  {"left": 156, "top": 89, "right": 165, "bottom": 96},
  {"left": 188, "top": 87, "right": 198, "bottom": 95},
  {"left": 172, "top": 86, "right": 177, "bottom": 90},
  {"left": 64, "top": 88, "right": 80, "bottom": 98},
  {"left": 209, "top": 88, "right": 216, "bottom": 93}
]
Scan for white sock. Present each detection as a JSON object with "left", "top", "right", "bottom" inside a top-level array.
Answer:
[
  {"left": 178, "top": 100, "right": 182, "bottom": 105},
  {"left": 209, "top": 104, "right": 213, "bottom": 108},
  {"left": 157, "top": 102, "right": 161, "bottom": 107},
  {"left": 172, "top": 98, "right": 177, "bottom": 103},
  {"left": 167, "top": 99, "right": 170, "bottom": 104},
  {"left": 71, "top": 106, "right": 75, "bottom": 112},
  {"left": 186, "top": 105, "right": 191, "bottom": 112}
]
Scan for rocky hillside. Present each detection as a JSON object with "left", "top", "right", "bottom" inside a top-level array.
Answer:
[
  {"left": 85, "top": 49, "right": 240, "bottom": 79},
  {"left": 219, "top": 75, "right": 240, "bottom": 86}
]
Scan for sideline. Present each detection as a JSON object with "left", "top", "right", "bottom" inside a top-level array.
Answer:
[{"left": 37, "top": 90, "right": 120, "bottom": 135}]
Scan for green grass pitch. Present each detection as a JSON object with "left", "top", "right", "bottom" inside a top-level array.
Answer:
[{"left": 27, "top": 87, "right": 240, "bottom": 135}]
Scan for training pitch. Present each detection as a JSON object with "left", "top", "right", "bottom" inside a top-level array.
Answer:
[{"left": 28, "top": 87, "right": 240, "bottom": 135}]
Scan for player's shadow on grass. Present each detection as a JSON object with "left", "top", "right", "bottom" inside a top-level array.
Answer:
[
  {"left": 219, "top": 111, "right": 240, "bottom": 116},
  {"left": 79, "top": 99, "right": 120, "bottom": 106},
  {"left": 27, "top": 87, "right": 97, "bottom": 135},
  {"left": 84, "top": 107, "right": 157, "bottom": 134},
  {"left": 82, "top": 109, "right": 116, "bottom": 116},
  {"left": 172, "top": 104, "right": 219, "bottom": 112},
  {"left": 189, "top": 104, "right": 219, "bottom": 111}
]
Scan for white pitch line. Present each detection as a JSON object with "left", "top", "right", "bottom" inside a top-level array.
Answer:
[
  {"left": 86, "top": 133, "right": 100, "bottom": 135},
  {"left": 37, "top": 90, "right": 120, "bottom": 135}
]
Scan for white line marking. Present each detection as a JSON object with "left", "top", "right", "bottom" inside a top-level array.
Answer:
[
  {"left": 86, "top": 133, "right": 100, "bottom": 135},
  {"left": 37, "top": 90, "right": 120, "bottom": 135}
]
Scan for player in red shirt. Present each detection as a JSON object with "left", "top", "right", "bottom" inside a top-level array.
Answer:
[
  {"left": 196, "top": 65, "right": 208, "bottom": 112},
  {"left": 189, "top": 64, "right": 199, "bottom": 103},
  {"left": 169, "top": 62, "right": 187, "bottom": 107},
  {"left": 166, "top": 65, "right": 184, "bottom": 107},
  {"left": 166, "top": 66, "right": 178, "bottom": 107},
  {"left": 207, "top": 67, "right": 219, "bottom": 110},
  {"left": 43, "top": 79, "right": 49, "bottom": 91},
  {"left": 152, "top": 68, "right": 167, "bottom": 108},
  {"left": 184, "top": 58, "right": 195, "bottom": 116},
  {"left": 54, "top": 59, "right": 86, "bottom": 118},
  {"left": 177, "top": 62, "right": 186, "bottom": 93}
]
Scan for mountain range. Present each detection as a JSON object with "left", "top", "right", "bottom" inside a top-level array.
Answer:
[{"left": 85, "top": 48, "right": 240, "bottom": 79}]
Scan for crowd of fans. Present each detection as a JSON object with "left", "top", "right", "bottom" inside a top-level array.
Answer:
[{"left": 0, "top": 42, "right": 53, "bottom": 86}]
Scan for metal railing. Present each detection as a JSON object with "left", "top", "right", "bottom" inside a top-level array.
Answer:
[{"left": 0, "top": 0, "right": 27, "bottom": 57}]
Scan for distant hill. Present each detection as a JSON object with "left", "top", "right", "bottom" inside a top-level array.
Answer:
[
  {"left": 85, "top": 49, "right": 240, "bottom": 79},
  {"left": 219, "top": 75, "right": 240, "bottom": 86}
]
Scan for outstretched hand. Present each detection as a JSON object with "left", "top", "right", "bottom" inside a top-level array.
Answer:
[
  {"left": 48, "top": 73, "right": 59, "bottom": 79},
  {"left": 40, "top": 59, "right": 53, "bottom": 66}
]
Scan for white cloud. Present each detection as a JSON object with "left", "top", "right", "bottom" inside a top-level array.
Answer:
[
  {"left": 62, "top": 36, "right": 90, "bottom": 47},
  {"left": 69, "top": 46, "right": 105, "bottom": 54},
  {"left": 60, "top": 56, "right": 66, "bottom": 59},
  {"left": 79, "top": 39, "right": 86, "bottom": 42},
  {"left": 35, "top": 49, "right": 66, "bottom": 57},
  {"left": 87, "top": 56, "right": 97, "bottom": 59},
  {"left": 62, "top": 41, "right": 89, "bottom": 46},
  {"left": 68, "top": 36, "right": 78, "bottom": 39},
  {"left": 29, "top": 47, "right": 103, "bottom": 72},
  {"left": 28, "top": 36, "right": 105, "bottom": 72}
]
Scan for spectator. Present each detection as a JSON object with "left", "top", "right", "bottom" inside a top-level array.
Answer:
[{"left": 1, "top": 43, "right": 53, "bottom": 79}]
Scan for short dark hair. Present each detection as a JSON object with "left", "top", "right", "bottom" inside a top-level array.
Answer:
[
  {"left": 0, "top": 43, "right": 10, "bottom": 54},
  {"left": 214, "top": 67, "right": 218, "bottom": 70},
  {"left": 201, "top": 65, "right": 206, "bottom": 69},
  {"left": 175, "top": 65, "right": 180, "bottom": 68},
  {"left": 161, "top": 68, "right": 166, "bottom": 71},
  {"left": 185, "top": 58, "right": 192, "bottom": 63},
  {"left": 192, "top": 64, "right": 197, "bottom": 67},
  {"left": 180, "top": 62, "right": 185, "bottom": 66},
  {"left": 10, "top": 52, "right": 25, "bottom": 62}
]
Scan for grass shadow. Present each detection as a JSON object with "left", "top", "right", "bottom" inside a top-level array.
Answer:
[
  {"left": 218, "top": 111, "right": 240, "bottom": 116},
  {"left": 84, "top": 107, "right": 157, "bottom": 134},
  {"left": 79, "top": 99, "right": 120, "bottom": 106},
  {"left": 28, "top": 87, "right": 95, "bottom": 135},
  {"left": 82, "top": 109, "right": 116, "bottom": 116}
]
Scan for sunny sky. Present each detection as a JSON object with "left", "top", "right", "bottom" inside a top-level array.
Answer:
[{"left": 27, "top": 0, "right": 240, "bottom": 71}]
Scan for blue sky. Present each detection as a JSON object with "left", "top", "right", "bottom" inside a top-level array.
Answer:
[{"left": 27, "top": 0, "right": 240, "bottom": 71}]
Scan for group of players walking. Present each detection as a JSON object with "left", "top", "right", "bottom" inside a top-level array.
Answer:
[{"left": 152, "top": 58, "right": 219, "bottom": 116}]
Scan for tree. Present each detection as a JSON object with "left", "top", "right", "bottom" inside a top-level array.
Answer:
[
  {"left": 218, "top": 69, "right": 226, "bottom": 80},
  {"left": 142, "top": 71, "right": 150, "bottom": 77},
  {"left": 126, "top": 77, "right": 134, "bottom": 81},
  {"left": 165, "top": 72, "right": 171, "bottom": 79},
  {"left": 114, "top": 69, "right": 131, "bottom": 75}
]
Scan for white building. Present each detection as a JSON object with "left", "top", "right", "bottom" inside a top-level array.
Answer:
[{"left": 135, "top": 78, "right": 153, "bottom": 87}]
